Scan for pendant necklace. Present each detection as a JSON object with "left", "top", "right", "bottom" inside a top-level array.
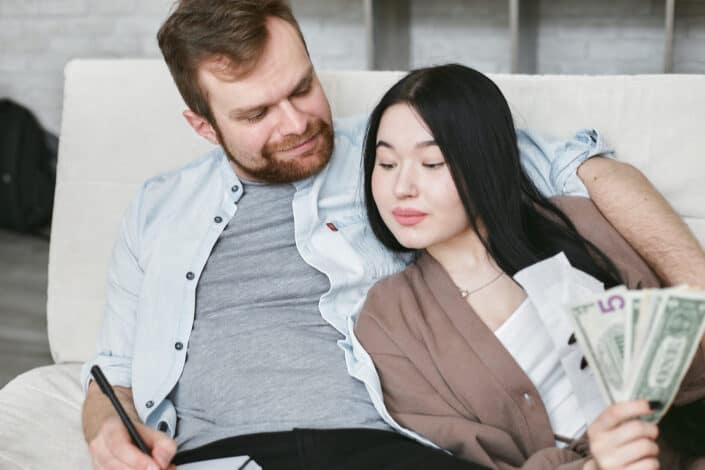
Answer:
[{"left": 458, "top": 271, "right": 504, "bottom": 298}]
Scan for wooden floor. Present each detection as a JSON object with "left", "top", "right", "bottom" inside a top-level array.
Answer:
[{"left": 0, "top": 229, "right": 53, "bottom": 388}]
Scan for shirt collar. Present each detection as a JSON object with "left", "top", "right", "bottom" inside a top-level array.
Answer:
[{"left": 216, "top": 147, "right": 244, "bottom": 203}]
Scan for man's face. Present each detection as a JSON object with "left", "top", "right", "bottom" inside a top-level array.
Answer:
[{"left": 194, "top": 17, "right": 334, "bottom": 183}]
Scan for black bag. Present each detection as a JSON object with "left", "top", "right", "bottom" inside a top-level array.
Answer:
[{"left": 0, "top": 98, "right": 57, "bottom": 233}]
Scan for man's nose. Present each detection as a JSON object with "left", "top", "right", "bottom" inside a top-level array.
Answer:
[{"left": 278, "top": 100, "right": 307, "bottom": 136}]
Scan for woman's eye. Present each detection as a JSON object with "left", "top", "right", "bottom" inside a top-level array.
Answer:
[
  {"left": 423, "top": 162, "right": 445, "bottom": 169},
  {"left": 377, "top": 162, "right": 396, "bottom": 169}
]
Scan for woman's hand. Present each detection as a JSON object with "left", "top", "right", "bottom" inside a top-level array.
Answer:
[{"left": 584, "top": 400, "right": 661, "bottom": 470}]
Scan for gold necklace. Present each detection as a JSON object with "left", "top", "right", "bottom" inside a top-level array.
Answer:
[{"left": 458, "top": 271, "right": 504, "bottom": 298}]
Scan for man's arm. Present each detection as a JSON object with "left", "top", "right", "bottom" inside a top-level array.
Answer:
[
  {"left": 83, "top": 382, "right": 140, "bottom": 443},
  {"left": 81, "top": 182, "right": 177, "bottom": 469},
  {"left": 83, "top": 382, "right": 176, "bottom": 470},
  {"left": 578, "top": 157, "right": 705, "bottom": 288}
]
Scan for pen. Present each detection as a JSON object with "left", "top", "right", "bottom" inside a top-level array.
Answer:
[{"left": 90, "top": 365, "right": 151, "bottom": 454}]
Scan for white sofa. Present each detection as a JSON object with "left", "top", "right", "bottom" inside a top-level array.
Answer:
[{"left": 1, "top": 60, "right": 705, "bottom": 469}]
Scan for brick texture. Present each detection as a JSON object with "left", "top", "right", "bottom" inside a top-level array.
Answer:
[{"left": 0, "top": 0, "right": 703, "bottom": 133}]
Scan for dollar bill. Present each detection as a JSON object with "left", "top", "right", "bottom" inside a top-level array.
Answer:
[
  {"left": 625, "top": 291, "right": 705, "bottom": 422},
  {"left": 633, "top": 288, "right": 682, "bottom": 361},
  {"left": 567, "top": 286, "right": 705, "bottom": 422},
  {"left": 569, "top": 289, "right": 630, "bottom": 403},
  {"left": 624, "top": 293, "right": 640, "bottom": 373}
]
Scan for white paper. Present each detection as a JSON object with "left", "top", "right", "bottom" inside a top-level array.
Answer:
[
  {"left": 514, "top": 252, "right": 609, "bottom": 425},
  {"left": 177, "top": 455, "right": 261, "bottom": 470}
]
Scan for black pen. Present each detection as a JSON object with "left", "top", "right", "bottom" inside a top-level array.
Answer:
[{"left": 90, "top": 365, "right": 151, "bottom": 454}]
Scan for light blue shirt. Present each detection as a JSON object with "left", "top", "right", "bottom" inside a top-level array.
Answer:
[{"left": 81, "top": 114, "right": 613, "bottom": 444}]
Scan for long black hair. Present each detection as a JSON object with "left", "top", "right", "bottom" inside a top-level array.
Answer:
[{"left": 363, "top": 64, "right": 623, "bottom": 287}]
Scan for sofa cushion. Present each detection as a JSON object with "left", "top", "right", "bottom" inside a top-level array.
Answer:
[{"left": 0, "top": 364, "right": 90, "bottom": 469}]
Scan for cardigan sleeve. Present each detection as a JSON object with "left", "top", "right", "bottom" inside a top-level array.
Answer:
[{"left": 355, "top": 283, "right": 590, "bottom": 470}]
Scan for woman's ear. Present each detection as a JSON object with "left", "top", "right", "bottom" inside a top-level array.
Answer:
[{"left": 183, "top": 110, "right": 219, "bottom": 146}]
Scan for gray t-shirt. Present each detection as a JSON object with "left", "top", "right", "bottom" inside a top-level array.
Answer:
[{"left": 169, "top": 180, "right": 389, "bottom": 451}]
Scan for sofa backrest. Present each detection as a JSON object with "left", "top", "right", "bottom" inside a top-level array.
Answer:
[{"left": 48, "top": 59, "right": 705, "bottom": 363}]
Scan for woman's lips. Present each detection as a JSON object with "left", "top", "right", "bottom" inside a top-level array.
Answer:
[{"left": 392, "top": 208, "right": 428, "bottom": 226}]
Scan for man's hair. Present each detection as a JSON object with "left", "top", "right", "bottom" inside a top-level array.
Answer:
[{"left": 157, "top": 0, "right": 307, "bottom": 123}]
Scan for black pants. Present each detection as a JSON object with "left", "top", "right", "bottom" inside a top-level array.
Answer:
[{"left": 173, "top": 428, "right": 488, "bottom": 470}]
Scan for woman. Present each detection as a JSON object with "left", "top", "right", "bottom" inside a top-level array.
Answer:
[{"left": 354, "top": 64, "right": 705, "bottom": 470}]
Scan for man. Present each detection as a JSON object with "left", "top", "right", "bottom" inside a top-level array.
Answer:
[{"left": 81, "top": 1, "right": 705, "bottom": 469}]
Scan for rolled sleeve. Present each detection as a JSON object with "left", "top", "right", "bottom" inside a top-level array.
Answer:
[
  {"left": 517, "top": 128, "right": 615, "bottom": 198},
  {"left": 80, "top": 355, "right": 132, "bottom": 392}
]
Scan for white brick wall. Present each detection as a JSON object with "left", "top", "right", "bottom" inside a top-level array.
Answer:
[
  {"left": 0, "top": 0, "right": 174, "bottom": 132},
  {"left": 674, "top": 0, "right": 705, "bottom": 72},
  {"left": 411, "top": 0, "right": 510, "bottom": 72},
  {"left": 1, "top": 0, "right": 704, "bottom": 133},
  {"left": 538, "top": 0, "right": 669, "bottom": 74},
  {"left": 291, "top": 0, "right": 367, "bottom": 70}
]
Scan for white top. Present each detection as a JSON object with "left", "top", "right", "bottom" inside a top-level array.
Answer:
[{"left": 496, "top": 297, "right": 600, "bottom": 446}]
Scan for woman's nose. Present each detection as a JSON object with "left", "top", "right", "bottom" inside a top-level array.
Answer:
[{"left": 393, "top": 166, "right": 418, "bottom": 198}]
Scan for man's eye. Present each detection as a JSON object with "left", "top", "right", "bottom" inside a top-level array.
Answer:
[
  {"left": 246, "top": 110, "right": 267, "bottom": 122},
  {"left": 293, "top": 85, "right": 311, "bottom": 97},
  {"left": 423, "top": 162, "right": 445, "bottom": 169}
]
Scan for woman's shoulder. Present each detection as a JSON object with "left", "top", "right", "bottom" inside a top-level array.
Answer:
[
  {"left": 360, "top": 261, "right": 425, "bottom": 324},
  {"left": 365, "top": 262, "right": 421, "bottom": 306}
]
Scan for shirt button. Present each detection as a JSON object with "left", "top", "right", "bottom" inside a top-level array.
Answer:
[
  {"left": 231, "top": 185, "right": 239, "bottom": 193},
  {"left": 580, "top": 357, "right": 589, "bottom": 370},
  {"left": 175, "top": 342, "right": 183, "bottom": 350},
  {"left": 145, "top": 400, "right": 154, "bottom": 408},
  {"left": 214, "top": 216, "right": 223, "bottom": 224},
  {"left": 186, "top": 272, "right": 195, "bottom": 280},
  {"left": 158, "top": 421, "right": 169, "bottom": 432}
]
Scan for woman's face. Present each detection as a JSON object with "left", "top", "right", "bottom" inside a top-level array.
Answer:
[{"left": 371, "top": 103, "right": 470, "bottom": 250}]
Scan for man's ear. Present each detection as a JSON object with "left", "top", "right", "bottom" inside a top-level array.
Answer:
[{"left": 183, "top": 110, "right": 220, "bottom": 146}]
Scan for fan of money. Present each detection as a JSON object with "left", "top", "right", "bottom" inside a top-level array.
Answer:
[{"left": 567, "top": 287, "right": 705, "bottom": 423}]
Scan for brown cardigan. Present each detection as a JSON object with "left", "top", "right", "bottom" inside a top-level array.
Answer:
[{"left": 355, "top": 196, "right": 705, "bottom": 470}]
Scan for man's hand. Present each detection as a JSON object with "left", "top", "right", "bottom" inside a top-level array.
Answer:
[
  {"left": 83, "top": 381, "right": 177, "bottom": 469},
  {"left": 89, "top": 415, "right": 177, "bottom": 470}
]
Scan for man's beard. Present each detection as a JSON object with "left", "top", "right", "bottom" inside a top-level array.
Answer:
[{"left": 216, "top": 119, "right": 334, "bottom": 184}]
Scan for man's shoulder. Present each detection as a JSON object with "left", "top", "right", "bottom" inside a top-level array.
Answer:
[
  {"left": 133, "top": 147, "right": 227, "bottom": 213},
  {"left": 317, "top": 113, "right": 369, "bottom": 185},
  {"left": 125, "top": 147, "right": 227, "bottom": 234},
  {"left": 333, "top": 113, "right": 368, "bottom": 147},
  {"left": 141, "top": 147, "right": 225, "bottom": 194}
]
